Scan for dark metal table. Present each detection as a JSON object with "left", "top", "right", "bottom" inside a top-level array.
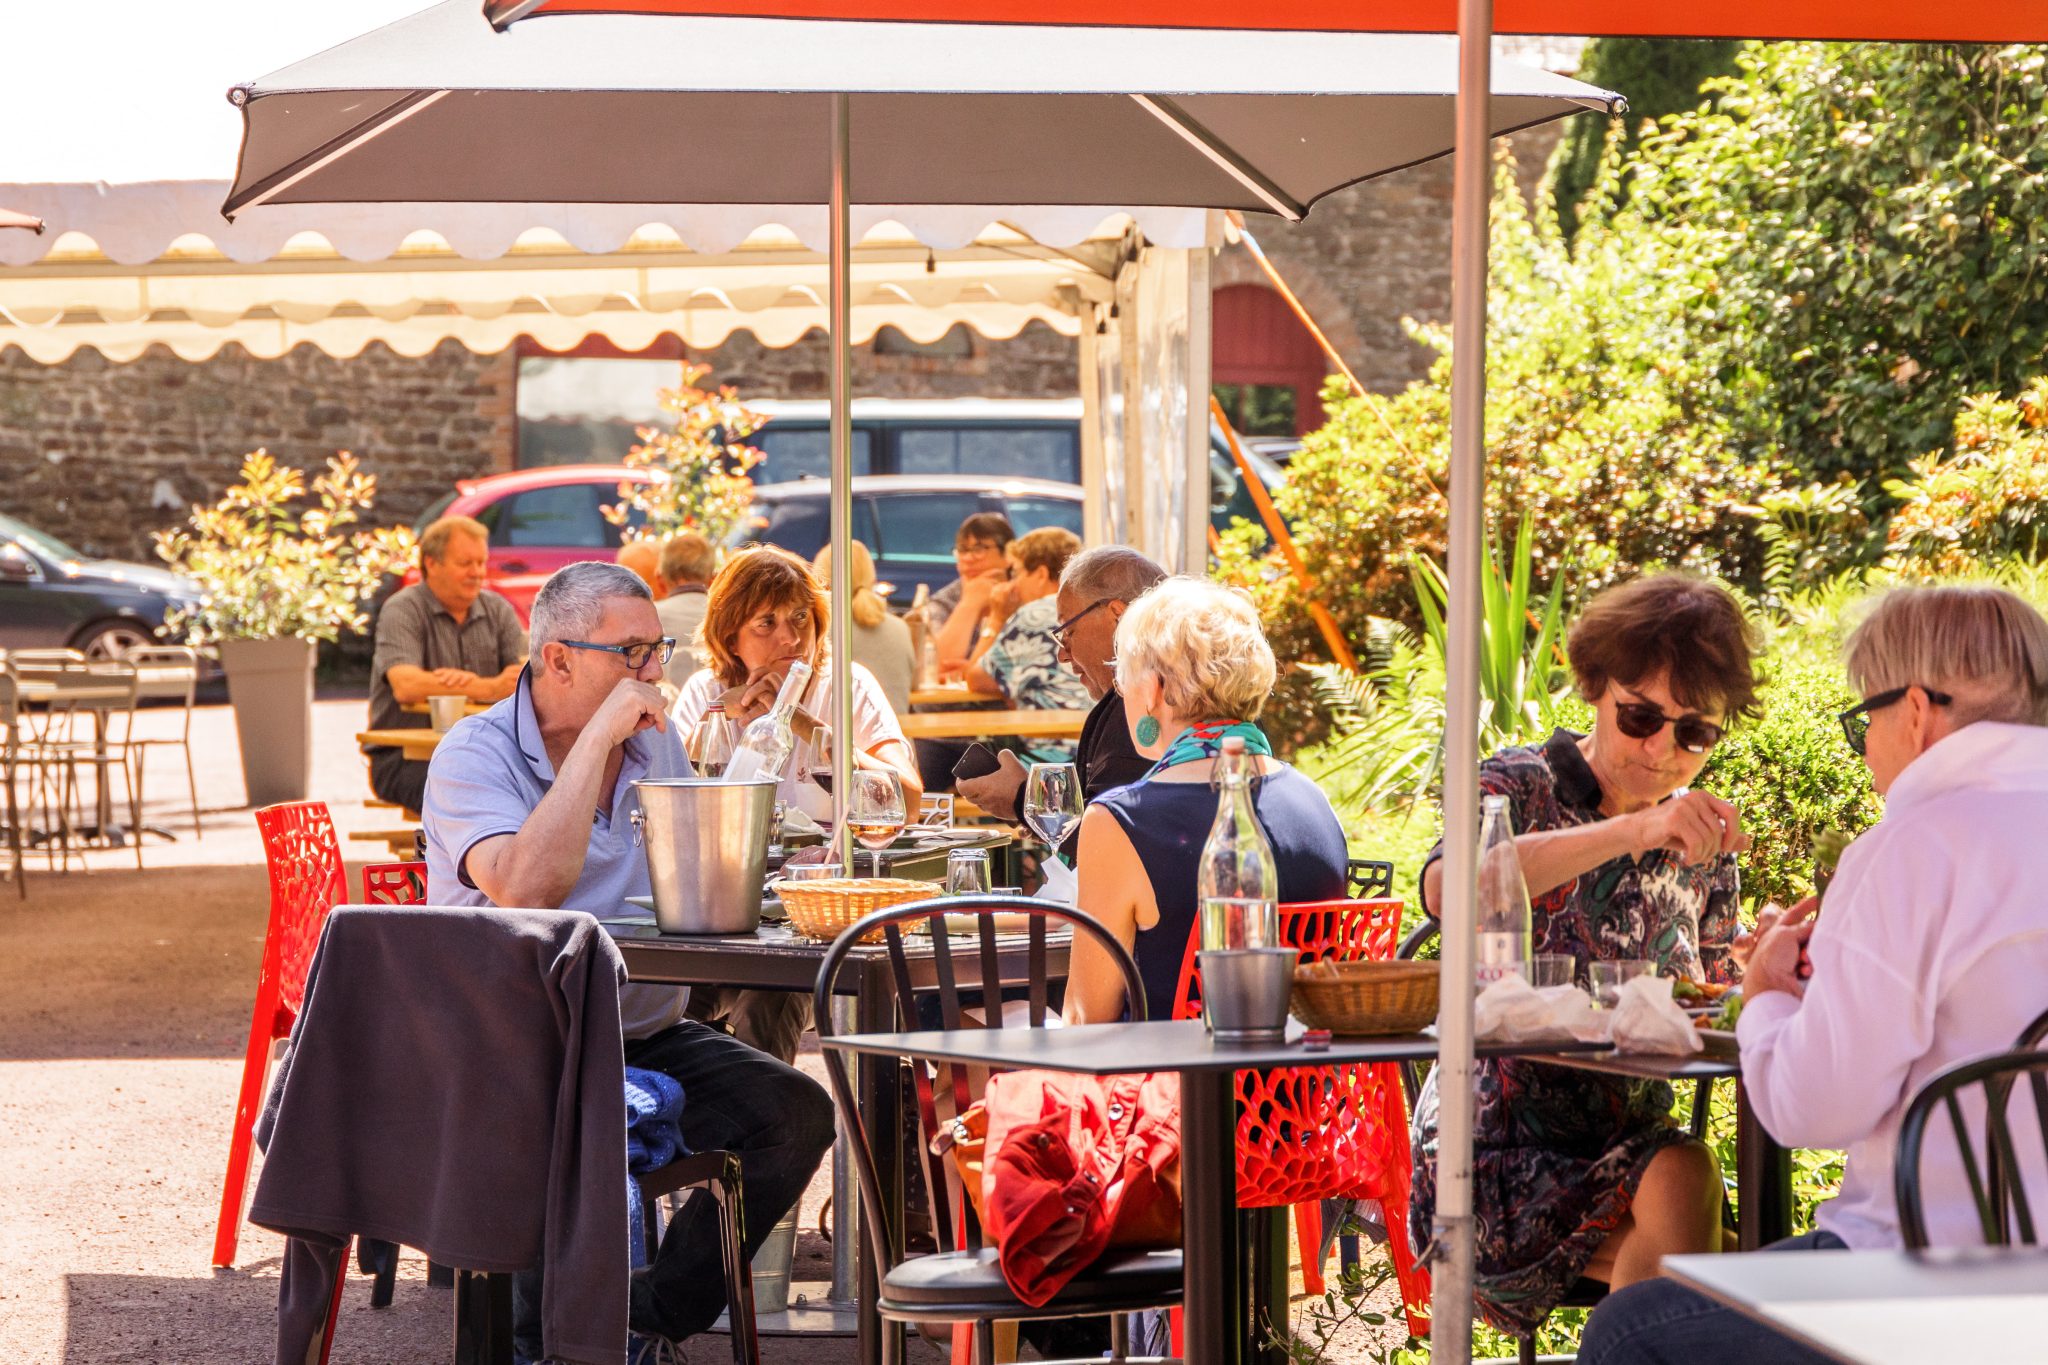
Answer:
[
  {"left": 823, "top": 1018, "right": 1612, "bottom": 1365},
  {"left": 1539, "top": 1050, "right": 1793, "bottom": 1249},
  {"left": 1662, "top": 1246, "right": 2048, "bottom": 1364},
  {"left": 607, "top": 915, "right": 1066, "bottom": 1365}
]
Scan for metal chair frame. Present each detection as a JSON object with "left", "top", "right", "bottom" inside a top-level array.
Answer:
[
  {"left": 811, "top": 895, "right": 1179, "bottom": 1365},
  {"left": 122, "top": 644, "right": 204, "bottom": 838},
  {"left": 1895, "top": 1014, "right": 2048, "bottom": 1250}
]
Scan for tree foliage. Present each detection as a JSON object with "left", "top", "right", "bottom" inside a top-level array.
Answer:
[
  {"left": 1637, "top": 42, "right": 2048, "bottom": 489},
  {"left": 1224, "top": 147, "right": 1786, "bottom": 734},
  {"left": 1550, "top": 37, "right": 1741, "bottom": 242}
]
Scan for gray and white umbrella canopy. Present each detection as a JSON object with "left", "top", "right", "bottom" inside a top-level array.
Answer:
[{"left": 223, "top": 1, "right": 1618, "bottom": 218}]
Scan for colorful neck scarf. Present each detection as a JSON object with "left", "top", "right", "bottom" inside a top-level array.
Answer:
[{"left": 1144, "top": 719, "right": 1273, "bottom": 781}]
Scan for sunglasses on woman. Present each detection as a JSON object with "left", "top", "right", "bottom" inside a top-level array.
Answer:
[
  {"left": 1837, "top": 684, "right": 1953, "bottom": 757},
  {"left": 1612, "top": 700, "right": 1725, "bottom": 754}
]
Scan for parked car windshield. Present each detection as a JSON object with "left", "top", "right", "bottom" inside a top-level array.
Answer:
[{"left": 0, "top": 511, "right": 86, "bottom": 564}]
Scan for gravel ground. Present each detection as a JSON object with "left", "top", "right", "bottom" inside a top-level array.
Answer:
[{"left": 0, "top": 697, "right": 1414, "bottom": 1363}]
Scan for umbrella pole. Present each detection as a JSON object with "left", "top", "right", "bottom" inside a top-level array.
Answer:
[
  {"left": 1431, "top": 0, "right": 1493, "bottom": 1359},
  {"left": 829, "top": 92, "right": 855, "bottom": 873}
]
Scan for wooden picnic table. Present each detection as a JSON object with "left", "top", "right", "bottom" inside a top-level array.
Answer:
[
  {"left": 907, "top": 683, "right": 986, "bottom": 708},
  {"left": 356, "top": 726, "right": 443, "bottom": 763},
  {"left": 898, "top": 708, "right": 1089, "bottom": 741}
]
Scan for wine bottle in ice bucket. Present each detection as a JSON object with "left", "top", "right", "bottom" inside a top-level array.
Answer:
[
  {"left": 1475, "top": 793, "right": 1533, "bottom": 985},
  {"left": 724, "top": 661, "right": 813, "bottom": 784},
  {"left": 1197, "top": 736, "right": 1278, "bottom": 950}
]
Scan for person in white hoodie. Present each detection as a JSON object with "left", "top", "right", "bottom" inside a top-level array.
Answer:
[{"left": 1579, "top": 583, "right": 2048, "bottom": 1365}]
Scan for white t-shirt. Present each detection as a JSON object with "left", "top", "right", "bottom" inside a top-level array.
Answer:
[
  {"left": 671, "top": 660, "right": 908, "bottom": 821},
  {"left": 1737, "top": 721, "right": 2048, "bottom": 1249}
]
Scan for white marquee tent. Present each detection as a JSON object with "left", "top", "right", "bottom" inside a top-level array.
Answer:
[{"left": 0, "top": 185, "right": 1217, "bottom": 568}]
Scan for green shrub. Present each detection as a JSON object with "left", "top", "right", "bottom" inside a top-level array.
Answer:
[
  {"left": 1883, "top": 377, "right": 2048, "bottom": 576},
  {"left": 1700, "top": 658, "right": 1883, "bottom": 909}
]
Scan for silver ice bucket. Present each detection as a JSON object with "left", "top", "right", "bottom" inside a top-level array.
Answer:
[{"left": 629, "top": 778, "right": 777, "bottom": 935}]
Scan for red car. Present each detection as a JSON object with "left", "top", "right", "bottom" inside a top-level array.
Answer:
[{"left": 408, "top": 466, "right": 654, "bottom": 621}]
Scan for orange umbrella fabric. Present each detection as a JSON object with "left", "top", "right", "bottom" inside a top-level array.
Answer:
[{"left": 487, "top": 0, "right": 2048, "bottom": 43}]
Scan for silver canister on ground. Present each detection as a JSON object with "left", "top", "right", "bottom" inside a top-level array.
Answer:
[
  {"left": 630, "top": 778, "right": 777, "bottom": 935},
  {"left": 1198, "top": 946, "right": 1298, "bottom": 1043}
]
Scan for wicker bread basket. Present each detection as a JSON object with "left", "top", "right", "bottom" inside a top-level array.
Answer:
[
  {"left": 770, "top": 877, "right": 940, "bottom": 943},
  {"left": 1290, "top": 960, "right": 1441, "bottom": 1036}
]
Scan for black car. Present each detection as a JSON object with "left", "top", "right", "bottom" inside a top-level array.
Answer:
[
  {"left": 739, "top": 475, "right": 1084, "bottom": 603},
  {"left": 0, "top": 512, "right": 203, "bottom": 658}
]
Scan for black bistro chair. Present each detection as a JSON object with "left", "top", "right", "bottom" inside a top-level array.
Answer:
[
  {"left": 812, "top": 896, "right": 1182, "bottom": 1365},
  {"left": 1894, "top": 1009, "right": 2048, "bottom": 1250}
]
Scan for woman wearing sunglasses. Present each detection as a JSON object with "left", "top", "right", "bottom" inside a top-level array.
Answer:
[{"left": 1410, "top": 572, "right": 1762, "bottom": 1339}]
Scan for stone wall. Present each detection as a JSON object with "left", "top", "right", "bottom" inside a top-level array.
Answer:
[{"left": 0, "top": 340, "right": 516, "bottom": 562}]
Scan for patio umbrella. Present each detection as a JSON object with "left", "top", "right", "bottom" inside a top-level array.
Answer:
[
  {"left": 224, "top": 13, "right": 1615, "bottom": 1358},
  {"left": 0, "top": 208, "right": 44, "bottom": 233},
  {"left": 487, "top": 0, "right": 2048, "bottom": 42}
]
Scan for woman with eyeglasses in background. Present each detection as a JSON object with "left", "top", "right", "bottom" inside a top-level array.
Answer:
[{"left": 1410, "top": 572, "right": 1763, "bottom": 1339}]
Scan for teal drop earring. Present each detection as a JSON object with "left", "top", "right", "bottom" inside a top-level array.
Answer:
[{"left": 1135, "top": 714, "right": 1161, "bottom": 747}]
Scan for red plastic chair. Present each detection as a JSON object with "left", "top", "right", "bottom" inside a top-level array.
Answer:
[
  {"left": 213, "top": 802, "right": 349, "bottom": 1270},
  {"left": 1170, "top": 897, "right": 1429, "bottom": 1333},
  {"left": 361, "top": 860, "right": 427, "bottom": 904}
]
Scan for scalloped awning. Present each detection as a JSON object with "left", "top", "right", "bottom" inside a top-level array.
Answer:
[{"left": 0, "top": 185, "right": 1192, "bottom": 363}]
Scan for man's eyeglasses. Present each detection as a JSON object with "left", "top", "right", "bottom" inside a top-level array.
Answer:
[
  {"left": 1838, "top": 684, "right": 1953, "bottom": 757},
  {"left": 1054, "top": 598, "right": 1110, "bottom": 653},
  {"left": 1613, "top": 700, "right": 1726, "bottom": 754},
  {"left": 560, "top": 637, "right": 675, "bottom": 671}
]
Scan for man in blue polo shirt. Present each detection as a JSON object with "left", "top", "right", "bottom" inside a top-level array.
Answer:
[{"left": 424, "top": 560, "right": 834, "bottom": 1357}]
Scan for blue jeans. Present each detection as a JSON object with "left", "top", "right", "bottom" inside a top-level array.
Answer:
[
  {"left": 513, "top": 1017, "right": 837, "bottom": 1358},
  {"left": 1576, "top": 1231, "right": 1848, "bottom": 1365}
]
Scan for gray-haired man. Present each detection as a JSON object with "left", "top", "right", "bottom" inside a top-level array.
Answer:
[
  {"left": 956, "top": 545, "right": 1167, "bottom": 858},
  {"left": 422, "top": 561, "right": 834, "bottom": 1355}
]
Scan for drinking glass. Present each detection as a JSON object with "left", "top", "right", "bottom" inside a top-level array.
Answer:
[
  {"left": 687, "top": 709, "right": 736, "bottom": 779},
  {"left": 780, "top": 861, "right": 844, "bottom": 882},
  {"left": 1529, "top": 953, "right": 1576, "bottom": 988},
  {"left": 846, "top": 769, "right": 906, "bottom": 877},
  {"left": 1590, "top": 958, "right": 1654, "bottom": 1007},
  {"left": 945, "top": 848, "right": 992, "bottom": 897},
  {"left": 1022, "top": 762, "right": 1082, "bottom": 859}
]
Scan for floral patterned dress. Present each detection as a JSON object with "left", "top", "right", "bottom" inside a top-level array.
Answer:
[{"left": 1409, "top": 729, "right": 1740, "bottom": 1335}]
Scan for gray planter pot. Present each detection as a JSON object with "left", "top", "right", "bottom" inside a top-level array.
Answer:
[{"left": 218, "top": 636, "right": 317, "bottom": 807}]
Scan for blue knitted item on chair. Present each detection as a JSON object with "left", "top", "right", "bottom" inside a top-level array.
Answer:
[{"left": 624, "top": 1066, "right": 687, "bottom": 1269}]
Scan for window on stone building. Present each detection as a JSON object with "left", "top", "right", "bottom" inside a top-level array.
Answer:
[{"left": 1212, "top": 383, "right": 1299, "bottom": 437}]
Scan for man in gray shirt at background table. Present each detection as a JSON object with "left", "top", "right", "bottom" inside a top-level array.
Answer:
[{"left": 363, "top": 514, "right": 526, "bottom": 811}]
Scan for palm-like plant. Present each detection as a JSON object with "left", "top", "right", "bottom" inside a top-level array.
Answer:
[{"left": 1309, "top": 515, "right": 1574, "bottom": 811}]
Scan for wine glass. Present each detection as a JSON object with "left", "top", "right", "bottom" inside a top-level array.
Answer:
[
  {"left": 1022, "top": 762, "right": 1083, "bottom": 861},
  {"left": 846, "top": 769, "right": 906, "bottom": 877}
]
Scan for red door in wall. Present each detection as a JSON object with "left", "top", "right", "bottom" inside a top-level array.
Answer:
[{"left": 1211, "top": 283, "right": 1330, "bottom": 436}]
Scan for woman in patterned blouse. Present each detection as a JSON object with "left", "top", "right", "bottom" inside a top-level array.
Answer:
[{"left": 1410, "top": 573, "right": 1762, "bottom": 1336}]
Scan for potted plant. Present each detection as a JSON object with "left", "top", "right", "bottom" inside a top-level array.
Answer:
[{"left": 155, "top": 450, "right": 414, "bottom": 806}]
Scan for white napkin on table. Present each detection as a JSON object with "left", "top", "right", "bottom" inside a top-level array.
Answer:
[
  {"left": 1608, "top": 974, "right": 1704, "bottom": 1056},
  {"left": 1474, "top": 974, "right": 1609, "bottom": 1044},
  {"left": 1034, "top": 854, "right": 1077, "bottom": 905}
]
